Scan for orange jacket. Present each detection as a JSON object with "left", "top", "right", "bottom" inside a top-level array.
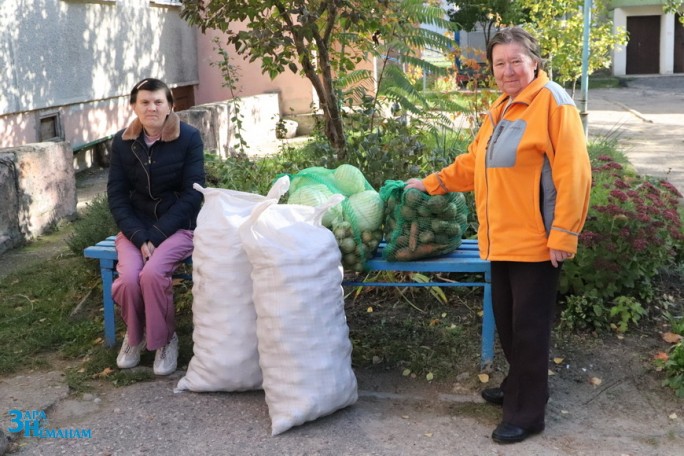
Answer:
[{"left": 423, "top": 70, "right": 592, "bottom": 262}]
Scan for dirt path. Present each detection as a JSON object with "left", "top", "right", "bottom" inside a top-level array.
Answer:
[{"left": 6, "top": 333, "right": 683, "bottom": 455}]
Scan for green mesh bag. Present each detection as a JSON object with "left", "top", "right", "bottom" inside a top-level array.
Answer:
[
  {"left": 283, "top": 165, "right": 384, "bottom": 272},
  {"left": 380, "top": 180, "right": 469, "bottom": 261}
]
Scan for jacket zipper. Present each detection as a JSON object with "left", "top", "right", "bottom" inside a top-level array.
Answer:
[
  {"left": 483, "top": 100, "right": 513, "bottom": 260},
  {"left": 133, "top": 139, "right": 161, "bottom": 222}
]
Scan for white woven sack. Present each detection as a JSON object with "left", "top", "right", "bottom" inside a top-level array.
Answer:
[
  {"left": 175, "top": 177, "right": 290, "bottom": 393},
  {"left": 239, "top": 195, "right": 358, "bottom": 436}
]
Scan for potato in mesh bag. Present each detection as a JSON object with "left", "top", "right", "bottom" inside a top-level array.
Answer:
[{"left": 380, "top": 180, "right": 468, "bottom": 261}]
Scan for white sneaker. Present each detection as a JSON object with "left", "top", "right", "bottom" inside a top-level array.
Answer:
[
  {"left": 116, "top": 333, "right": 146, "bottom": 369},
  {"left": 153, "top": 333, "right": 178, "bottom": 376}
]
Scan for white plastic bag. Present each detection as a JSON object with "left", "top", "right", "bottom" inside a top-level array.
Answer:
[
  {"left": 239, "top": 195, "right": 358, "bottom": 435},
  {"left": 175, "top": 177, "right": 289, "bottom": 393}
]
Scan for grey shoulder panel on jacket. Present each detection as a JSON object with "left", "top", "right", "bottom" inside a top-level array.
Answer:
[{"left": 543, "top": 81, "right": 576, "bottom": 107}]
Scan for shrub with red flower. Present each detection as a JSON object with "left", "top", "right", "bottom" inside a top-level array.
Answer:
[{"left": 560, "top": 153, "right": 684, "bottom": 303}]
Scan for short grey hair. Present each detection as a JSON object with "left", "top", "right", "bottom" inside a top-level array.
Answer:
[{"left": 486, "top": 27, "right": 545, "bottom": 74}]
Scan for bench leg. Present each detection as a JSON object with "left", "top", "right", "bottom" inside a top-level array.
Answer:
[
  {"left": 480, "top": 282, "right": 495, "bottom": 370},
  {"left": 100, "top": 266, "right": 117, "bottom": 348}
]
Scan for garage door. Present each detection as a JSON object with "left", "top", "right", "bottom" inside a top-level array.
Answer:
[{"left": 626, "top": 16, "right": 660, "bottom": 74}]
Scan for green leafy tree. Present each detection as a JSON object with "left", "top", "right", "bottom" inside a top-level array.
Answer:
[
  {"left": 181, "top": 0, "right": 459, "bottom": 160},
  {"left": 665, "top": 0, "right": 684, "bottom": 24},
  {"left": 520, "top": 0, "right": 627, "bottom": 92},
  {"left": 342, "top": 0, "right": 463, "bottom": 135},
  {"left": 445, "top": 0, "right": 527, "bottom": 44}
]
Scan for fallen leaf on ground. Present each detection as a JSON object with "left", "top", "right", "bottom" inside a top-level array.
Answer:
[
  {"left": 553, "top": 357, "right": 564, "bottom": 364},
  {"left": 669, "top": 413, "right": 678, "bottom": 420},
  {"left": 424, "top": 433, "right": 433, "bottom": 437},
  {"left": 662, "top": 332, "right": 683, "bottom": 344},
  {"left": 93, "top": 367, "right": 114, "bottom": 378},
  {"left": 654, "top": 352, "right": 669, "bottom": 361},
  {"left": 478, "top": 373, "right": 489, "bottom": 383},
  {"left": 590, "top": 376, "right": 602, "bottom": 386},
  {"left": 367, "top": 306, "right": 373, "bottom": 313},
  {"left": 548, "top": 369, "right": 556, "bottom": 376}
]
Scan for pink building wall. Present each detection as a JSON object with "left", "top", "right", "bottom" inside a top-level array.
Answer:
[{"left": 195, "top": 27, "right": 315, "bottom": 116}]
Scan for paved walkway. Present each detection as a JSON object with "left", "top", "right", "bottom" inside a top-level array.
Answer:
[{"left": 586, "top": 75, "right": 684, "bottom": 197}]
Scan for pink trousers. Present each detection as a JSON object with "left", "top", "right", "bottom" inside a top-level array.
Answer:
[{"left": 112, "top": 230, "right": 194, "bottom": 350}]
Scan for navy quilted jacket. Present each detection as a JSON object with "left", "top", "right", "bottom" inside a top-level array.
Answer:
[{"left": 107, "top": 112, "right": 205, "bottom": 248}]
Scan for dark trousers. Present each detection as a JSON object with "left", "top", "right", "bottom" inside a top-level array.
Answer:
[{"left": 491, "top": 260, "right": 562, "bottom": 431}]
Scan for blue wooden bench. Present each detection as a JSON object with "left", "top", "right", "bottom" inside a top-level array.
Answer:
[
  {"left": 342, "top": 239, "right": 494, "bottom": 369},
  {"left": 84, "top": 237, "right": 493, "bottom": 368}
]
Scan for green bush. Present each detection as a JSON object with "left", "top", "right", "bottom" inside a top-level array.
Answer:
[
  {"left": 558, "top": 294, "right": 609, "bottom": 333},
  {"left": 66, "top": 194, "right": 118, "bottom": 256}
]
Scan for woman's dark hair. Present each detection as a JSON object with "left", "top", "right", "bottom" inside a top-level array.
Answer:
[
  {"left": 129, "top": 78, "right": 174, "bottom": 105},
  {"left": 486, "top": 27, "right": 545, "bottom": 73}
]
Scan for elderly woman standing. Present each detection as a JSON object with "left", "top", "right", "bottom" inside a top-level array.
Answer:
[
  {"left": 406, "top": 27, "right": 591, "bottom": 443},
  {"left": 108, "top": 78, "right": 205, "bottom": 376}
]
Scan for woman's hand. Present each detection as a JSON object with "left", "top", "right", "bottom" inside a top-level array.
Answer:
[
  {"left": 404, "top": 178, "right": 426, "bottom": 192},
  {"left": 549, "top": 248, "right": 574, "bottom": 268},
  {"left": 141, "top": 241, "right": 155, "bottom": 263}
]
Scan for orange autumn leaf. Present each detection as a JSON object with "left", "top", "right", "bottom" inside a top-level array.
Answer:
[
  {"left": 93, "top": 367, "right": 114, "bottom": 378},
  {"left": 654, "top": 352, "right": 669, "bottom": 361},
  {"left": 662, "top": 332, "right": 683, "bottom": 344}
]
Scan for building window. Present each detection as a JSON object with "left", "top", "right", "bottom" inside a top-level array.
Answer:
[
  {"left": 171, "top": 85, "right": 195, "bottom": 112},
  {"left": 38, "top": 112, "right": 62, "bottom": 142}
]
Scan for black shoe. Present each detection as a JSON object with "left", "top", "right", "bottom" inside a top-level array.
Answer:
[
  {"left": 491, "top": 422, "right": 544, "bottom": 444},
  {"left": 481, "top": 387, "right": 504, "bottom": 405}
]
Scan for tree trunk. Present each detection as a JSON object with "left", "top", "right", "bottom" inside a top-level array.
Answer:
[
  {"left": 320, "top": 86, "right": 347, "bottom": 161},
  {"left": 301, "top": 68, "right": 347, "bottom": 161}
]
